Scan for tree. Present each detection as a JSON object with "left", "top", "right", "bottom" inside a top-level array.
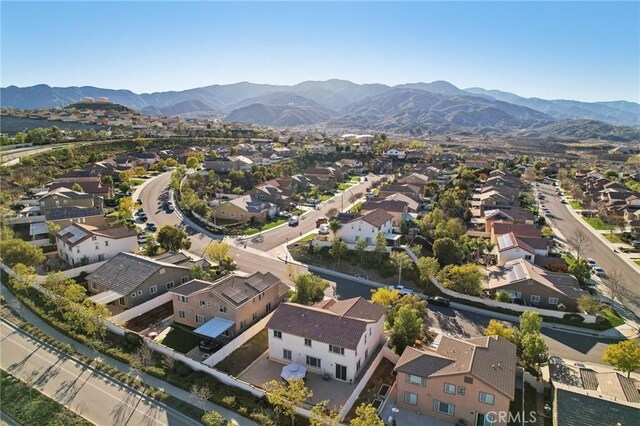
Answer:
[
  {"left": 202, "top": 411, "right": 226, "bottom": 426},
  {"left": 389, "top": 251, "right": 413, "bottom": 285},
  {"left": 437, "top": 264, "right": 483, "bottom": 296},
  {"left": 568, "top": 259, "right": 591, "bottom": 285},
  {"left": 156, "top": 225, "right": 191, "bottom": 252},
  {"left": 310, "top": 400, "right": 341, "bottom": 426},
  {"left": 354, "top": 238, "right": 367, "bottom": 264},
  {"left": 375, "top": 232, "right": 387, "bottom": 265},
  {"left": 519, "top": 311, "right": 543, "bottom": 336},
  {"left": 291, "top": 273, "right": 329, "bottom": 305},
  {"left": 389, "top": 294, "right": 428, "bottom": 327},
  {"left": 130, "top": 344, "right": 154, "bottom": 384},
  {"left": 432, "top": 237, "right": 463, "bottom": 266},
  {"left": 522, "top": 167, "right": 537, "bottom": 182},
  {"left": 520, "top": 332, "right": 549, "bottom": 371},
  {"left": 328, "top": 219, "right": 342, "bottom": 240},
  {"left": 601, "top": 270, "right": 625, "bottom": 304},
  {"left": 567, "top": 228, "right": 590, "bottom": 260},
  {"left": 263, "top": 379, "right": 313, "bottom": 426},
  {"left": 370, "top": 287, "right": 399, "bottom": 308},
  {"left": 186, "top": 156, "right": 200, "bottom": 169},
  {"left": 578, "top": 295, "right": 604, "bottom": 315},
  {"left": 118, "top": 197, "right": 135, "bottom": 219},
  {"left": 191, "top": 384, "right": 213, "bottom": 411},
  {"left": 71, "top": 182, "right": 84, "bottom": 193},
  {"left": 205, "top": 240, "right": 231, "bottom": 264},
  {"left": 329, "top": 238, "right": 348, "bottom": 267},
  {"left": 46, "top": 221, "right": 61, "bottom": 245},
  {"left": 350, "top": 403, "right": 383, "bottom": 426},
  {"left": 541, "top": 226, "right": 553, "bottom": 239},
  {"left": 416, "top": 256, "right": 440, "bottom": 287},
  {"left": 496, "top": 291, "right": 513, "bottom": 303},
  {"left": 483, "top": 319, "right": 518, "bottom": 343},
  {"left": 603, "top": 340, "right": 640, "bottom": 377},
  {"left": 391, "top": 304, "right": 423, "bottom": 354},
  {"left": 0, "top": 238, "right": 45, "bottom": 268}
]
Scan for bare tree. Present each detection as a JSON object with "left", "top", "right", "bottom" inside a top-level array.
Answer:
[
  {"left": 190, "top": 384, "right": 213, "bottom": 411},
  {"left": 130, "top": 344, "right": 154, "bottom": 385},
  {"left": 567, "top": 228, "right": 590, "bottom": 260},
  {"left": 601, "top": 270, "right": 626, "bottom": 305}
]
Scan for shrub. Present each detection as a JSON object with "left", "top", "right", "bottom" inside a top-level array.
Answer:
[
  {"left": 563, "top": 313, "right": 585, "bottom": 323},
  {"left": 222, "top": 395, "right": 236, "bottom": 407}
]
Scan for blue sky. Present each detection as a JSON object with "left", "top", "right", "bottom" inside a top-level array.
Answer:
[{"left": 1, "top": 1, "right": 639, "bottom": 102}]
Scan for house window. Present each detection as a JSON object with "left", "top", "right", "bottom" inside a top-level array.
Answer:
[
  {"left": 548, "top": 297, "right": 559, "bottom": 305},
  {"left": 266, "top": 303, "right": 272, "bottom": 312},
  {"left": 118, "top": 297, "right": 125, "bottom": 306},
  {"left": 305, "top": 356, "right": 321, "bottom": 368},
  {"left": 165, "top": 281, "right": 174, "bottom": 289},
  {"left": 365, "top": 348, "right": 369, "bottom": 359},
  {"left": 458, "top": 387, "right": 465, "bottom": 395},
  {"left": 433, "top": 400, "right": 455, "bottom": 416},
  {"left": 230, "top": 212, "right": 236, "bottom": 218},
  {"left": 149, "top": 285, "right": 157, "bottom": 295},
  {"left": 221, "top": 210, "right": 226, "bottom": 215},
  {"left": 530, "top": 295, "right": 540, "bottom": 303},
  {"left": 92, "top": 236, "right": 97, "bottom": 241},
  {"left": 329, "top": 345, "right": 344, "bottom": 355},
  {"left": 283, "top": 349, "right": 292, "bottom": 360},
  {"left": 405, "top": 374, "right": 426, "bottom": 387},
  {"left": 479, "top": 392, "right": 495, "bottom": 405},
  {"left": 104, "top": 240, "right": 109, "bottom": 247},
  {"left": 220, "top": 305, "right": 227, "bottom": 313},
  {"left": 181, "top": 276, "right": 189, "bottom": 284},
  {"left": 97, "top": 254, "right": 105, "bottom": 261},
  {"left": 240, "top": 320, "right": 246, "bottom": 330},
  {"left": 178, "top": 310, "right": 185, "bottom": 319},
  {"left": 177, "top": 295, "right": 188, "bottom": 303},
  {"left": 200, "top": 300, "right": 207, "bottom": 307},
  {"left": 221, "top": 329, "right": 230, "bottom": 337},
  {"left": 444, "top": 383, "right": 456, "bottom": 394},
  {"left": 137, "top": 291, "right": 142, "bottom": 296},
  {"left": 356, "top": 359, "right": 361, "bottom": 372},
  {"left": 253, "top": 313, "right": 258, "bottom": 321},
  {"left": 524, "top": 255, "right": 532, "bottom": 260},
  {"left": 195, "top": 314, "right": 206, "bottom": 324},
  {"left": 464, "top": 376, "right": 474, "bottom": 384},
  {"left": 304, "top": 338, "right": 312, "bottom": 347},
  {"left": 91, "top": 282, "right": 98, "bottom": 290},
  {"left": 273, "top": 330, "right": 282, "bottom": 339},
  {"left": 404, "top": 392, "right": 418, "bottom": 406}
]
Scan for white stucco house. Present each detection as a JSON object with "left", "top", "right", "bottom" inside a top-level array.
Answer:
[
  {"left": 335, "top": 209, "right": 394, "bottom": 245},
  {"left": 266, "top": 297, "right": 386, "bottom": 383},
  {"left": 56, "top": 223, "right": 138, "bottom": 267},
  {"left": 491, "top": 232, "right": 549, "bottom": 266},
  {"left": 382, "top": 148, "right": 406, "bottom": 159}
]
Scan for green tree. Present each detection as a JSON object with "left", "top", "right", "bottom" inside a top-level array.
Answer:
[
  {"left": 603, "top": 340, "right": 640, "bottom": 378},
  {"left": 202, "top": 411, "right": 225, "bottom": 426},
  {"left": 186, "top": 156, "right": 200, "bottom": 169},
  {"left": 437, "top": 263, "right": 483, "bottom": 296},
  {"left": 46, "top": 221, "right": 61, "bottom": 245},
  {"left": 328, "top": 219, "right": 342, "bottom": 240},
  {"left": 374, "top": 232, "right": 387, "bottom": 265},
  {"left": 0, "top": 238, "right": 45, "bottom": 268},
  {"left": 391, "top": 305, "right": 423, "bottom": 354},
  {"left": 263, "top": 379, "right": 313, "bottom": 426},
  {"left": 433, "top": 237, "right": 463, "bottom": 266},
  {"left": 370, "top": 287, "right": 399, "bottom": 308},
  {"left": 156, "top": 225, "right": 191, "bottom": 252},
  {"left": 389, "top": 294, "right": 428, "bottom": 327},
  {"left": 519, "top": 311, "right": 543, "bottom": 336},
  {"left": 118, "top": 197, "right": 135, "bottom": 219},
  {"left": 483, "top": 319, "right": 518, "bottom": 343},
  {"left": 389, "top": 251, "right": 413, "bottom": 285},
  {"left": 496, "top": 291, "right": 513, "bottom": 303},
  {"left": 568, "top": 259, "right": 591, "bottom": 285},
  {"left": 350, "top": 403, "right": 383, "bottom": 426},
  {"left": 354, "top": 238, "right": 367, "bottom": 264},
  {"left": 520, "top": 332, "right": 549, "bottom": 371},
  {"left": 577, "top": 295, "right": 604, "bottom": 315},
  {"left": 71, "top": 183, "right": 84, "bottom": 193},
  {"left": 310, "top": 400, "right": 341, "bottom": 426},
  {"left": 291, "top": 273, "right": 329, "bottom": 305},
  {"left": 416, "top": 256, "right": 439, "bottom": 288},
  {"left": 541, "top": 226, "right": 553, "bottom": 239},
  {"left": 329, "top": 239, "right": 348, "bottom": 267}
]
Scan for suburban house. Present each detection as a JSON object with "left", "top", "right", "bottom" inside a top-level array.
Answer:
[
  {"left": 132, "top": 152, "right": 160, "bottom": 165},
  {"left": 334, "top": 159, "right": 365, "bottom": 175},
  {"left": 56, "top": 223, "right": 137, "bottom": 266},
  {"left": 490, "top": 232, "right": 549, "bottom": 265},
  {"left": 170, "top": 271, "right": 289, "bottom": 339},
  {"left": 86, "top": 252, "right": 206, "bottom": 309},
  {"left": 394, "top": 335, "right": 517, "bottom": 426},
  {"left": 304, "top": 166, "right": 344, "bottom": 183},
  {"left": 397, "top": 173, "right": 430, "bottom": 192},
  {"left": 248, "top": 184, "right": 290, "bottom": 210},
  {"left": 40, "top": 187, "right": 103, "bottom": 213},
  {"left": 204, "top": 156, "right": 252, "bottom": 173},
  {"left": 378, "top": 183, "right": 423, "bottom": 201},
  {"left": 211, "top": 195, "right": 277, "bottom": 224},
  {"left": 489, "top": 222, "right": 542, "bottom": 241},
  {"left": 382, "top": 148, "right": 406, "bottom": 159},
  {"left": 335, "top": 209, "right": 395, "bottom": 245},
  {"left": 548, "top": 359, "right": 640, "bottom": 425},
  {"left": 267, "top": 297, "right": 386, "bottom": 383},
  {"left": 50, "top": 176, "right": 113, "bottom": 198},
  {"left": 487, "top": 259, "right": 587, "bottom": 310},
  {"left": 360, "top": 198, "right": 409, "bottom": 230}
]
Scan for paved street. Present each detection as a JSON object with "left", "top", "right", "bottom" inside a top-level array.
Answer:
[
  {"left": 541, "top": 183, "right": 640, "bottom": 309},
  {"left": 0, "top": 320, "right": 199, "bottom": 426}
]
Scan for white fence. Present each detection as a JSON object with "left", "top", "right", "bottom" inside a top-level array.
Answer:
[
  {"left": 2, "top": 215, "right": 45, "bottom": 225},
  {"left": 108, "top": 292, "right": 173, "bottom": 325},
  {"left": 27, "top": 238, "right": 50, "bottom": 247},
  {"left": 340, "top": 344, "right": 398, "bottom": 420},
  {"left": 429, "top": 277, "right": 597, "bottom": 323},
  {"left": 203, "top": 313, "right": 273, "bottom": 367},
  {"left": 58, "top": 260, "right": 107, "bottom": 279}
]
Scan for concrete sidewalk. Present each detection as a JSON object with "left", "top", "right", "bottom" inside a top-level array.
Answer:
[{"left": 0, "top": 283, "right": 257, "bottom": 426}]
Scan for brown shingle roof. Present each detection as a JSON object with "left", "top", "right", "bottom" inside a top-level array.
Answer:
[
  {"left": 355, "top": 208, "right": 394, "bottom": 228},
  {"left": 317, "top": 297, "right": 386, "bottom": 322}
]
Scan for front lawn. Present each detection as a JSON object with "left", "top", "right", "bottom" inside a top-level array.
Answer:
[
  {"left": 635, "top": 260, "right": 640, "bottom": 267},
  {"left": 604, "top": 233, "right": 624, "bottom": 243},
  {"left": 261, "top": 218, "right": 288, "bottom": 231},
  {"left": 1, "top": 369, "right": 93, "bottom": 426},
  {"left": 349, "top": 201, "right": 364, "bottom": 212},
  {"left": 338, "top": 183, "right": 354, "bottom": 191},
  {"left": 158, "top": 325, "right": 200, "bottom": 353},
  {"left": 215, "top": 329, "right": 268, "bottom": 377},
  {"left": 569, "top": 200, "right": 583, "bottom": 209},
  {"left": 583, "top": 217, "right": 609, "bottom": 230},
  {"left": 562, "top": 254, "right": 576, "bottom": 268},
  {"left": 350, "top": 176, "right": 361, "bottom": 183},
  {"left": 298, "top": 233, "right": 317, "bottom": 243},
  {"left": 319, "top": 194, "right": 331, "bottom": 202},
  {"left": 600, "top": 306, "right": 625, "bottom": 328}
]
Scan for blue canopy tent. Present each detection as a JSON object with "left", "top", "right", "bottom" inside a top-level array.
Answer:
[{"left": 193, "top": 317, "right": 235, "bottom": 339}]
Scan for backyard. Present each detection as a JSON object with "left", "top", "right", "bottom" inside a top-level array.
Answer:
[
  {"left": 215, "top": 329, "right": 268, "bottom": 377},
  {"left": 344, "top": 358, "right": 396, "bottom": 420},
  {"left": 158, "top": 324, "right": 200, "bottom": 353}
]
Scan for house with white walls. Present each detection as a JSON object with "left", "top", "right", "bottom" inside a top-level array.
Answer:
[
  {"left": 56, "top": 223, "right": 138, "bottom": 266},
  {"left": 266, "top": 297, "right": 386, "bottom": 383},
  {"left": 335, "top": 208, "right": 394, "bottom": 245}
]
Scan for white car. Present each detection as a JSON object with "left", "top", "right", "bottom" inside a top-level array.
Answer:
[
  {"left": 592, "top": 266, "right": 605, "bottom": 277},
  {"left": 388, "top": 285, "right": 414, "bottom": 296},
  {"left": 586, "top": 258, "right": 597, "bottom": 267},
  {"left": 318, "top": 224, "right": 329, "bottom": 235}
]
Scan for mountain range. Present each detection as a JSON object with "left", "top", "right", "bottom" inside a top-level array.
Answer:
[{"left": 2, "top": 80, "right": 639, "bottom": 140}]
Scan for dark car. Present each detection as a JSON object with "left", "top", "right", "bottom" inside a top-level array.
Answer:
[
  {"left": 427, "top": 296, "right": 451, "bottom": 307},
  {"left": 146, "top": 222, "right": 157, "bottom": 232}
]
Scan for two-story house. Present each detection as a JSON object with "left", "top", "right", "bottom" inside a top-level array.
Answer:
[
  {"left": 56, "top": 223, "right": 137, "bottom": 266},
  {"left": 335, "top": 208, "right": 394, "bottom": 245},
  {"left": 50, "top": 176, "right": 113, "bottom": 199},
  {"left": 210, "top": 195, "right": 277, "bottom": 224},
  {"left": 490, "top": 232, "right": 549, "bottom": 265},
  {"left": 267, "top": 297, "right": 386, "bottom": 383},
  {"left": 395, "top": 335, "right": 516, "bottom": 426},
  {"left": 171, "top": 271, "right": 289, "bottom": 339}
]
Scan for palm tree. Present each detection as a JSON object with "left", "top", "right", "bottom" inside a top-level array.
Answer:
[{"left": 328, "top": 219, "right": 342, "bottom": 240}]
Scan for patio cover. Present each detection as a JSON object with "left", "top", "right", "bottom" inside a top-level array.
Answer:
[
  {"left": 383, "top": 233, "right": 402, "bottom": 241},
  {"left": 29, "top": 221, "right": 48, "bottom": 237},
  {"left": 281, "top": 363, "right": 307, "bottom": 381},
  {"left": 88, "top": 290, "right": 124, "bottom": 305},
  {"left": 194, "top": 317, "right": 235, "bottom": 339}
]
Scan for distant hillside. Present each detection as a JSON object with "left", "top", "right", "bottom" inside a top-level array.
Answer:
[
  {"left": 225, "top": 103, "right": 334, "bottom": 126},
  {"left": 69, "top": 102, "right": 135, "bottom": 113},
  {"left": 227, "top": 91, "right": 337, "bottom": 117},
  {"left": 142, "top": 99, "right": 220, "bottom": 116},
  {"left": 518, "top": 119, "right": 640, "bottom": 142}
]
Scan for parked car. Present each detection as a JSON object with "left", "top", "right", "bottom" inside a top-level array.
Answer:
[
  {"left": 388, "top": 285, "right": 414, "bottom": 296},
  {"left": 146, "top": 222, "right": 157, "bottom": 232},
  {"left": 427, "top": 296, "right": 451, "bottom": 307},
  {"left": 318, "top": 224, "right": 329, "bottom": 234},
  {"left": 631, "top": 240, "right": 640, "bottom": 249},
  {"left": 316, "top": 217, "right": 328, "bottom": 227},
  {"left": 592, "top": 266, "right": 605, "bottom": 277},
  {"left": 137, "top": 234, "right": 148, "bottom": 244},
  {"left": 288, "top": 216, "right": 299, "bottom": 226},
  {"left": 561, "top": 199, "right": 568, "bottom": 204},
  {"left": 278, "top": 211, "right": 292, "bottom": 218},
  {"left": 586, "top": 258, "right": 597, "bottom": 267}
]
